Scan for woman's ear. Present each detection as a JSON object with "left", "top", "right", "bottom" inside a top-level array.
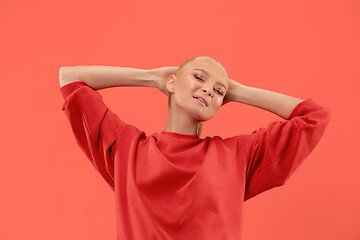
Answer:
[{"left": 167, "top": 75, "right": 176, "bottom": 94}]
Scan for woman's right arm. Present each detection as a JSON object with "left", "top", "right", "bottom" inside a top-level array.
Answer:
[{"left": 59, "top": 66, "right": 158, "bottom": 90}]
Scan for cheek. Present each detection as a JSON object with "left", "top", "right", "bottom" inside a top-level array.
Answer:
[
  {"left": 214, "top": 97, "right": 223, "bottom": 106},
  {"left": 173, "top": 91, "right": 191, "bottom": 108}
]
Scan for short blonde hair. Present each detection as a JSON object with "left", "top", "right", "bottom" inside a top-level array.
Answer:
[{"left": 167, "top": 55, "right": 224, "bottom": 138}]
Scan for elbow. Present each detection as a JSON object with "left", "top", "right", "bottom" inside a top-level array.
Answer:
[
  {"left": 324, "top": 107, "right": 332, "bottom": 125},
  {"left": 59, "top": 67, "right": 66, "bottom": 87},
  {"left": 59, "top": 67, "right": 66, "bottom": 78},
  {"left": 59, "top": 67, "right": 76, "bottom": 88},
  {"left": 58, "top": 67, "right": 84, "bottom": 88},
  {"left": 315, "top": 107, "right": 331, "bottom": 133}
]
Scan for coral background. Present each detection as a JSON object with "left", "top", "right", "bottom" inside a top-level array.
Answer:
[{"left": 0, "top": 0, "right": 358, "bottom": 239}]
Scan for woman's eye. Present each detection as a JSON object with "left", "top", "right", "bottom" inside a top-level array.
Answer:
[
  {"left": 194, "top": 75, "right": 223, "bottom": 95},
  {"left": 216, "top": 89, "right": 224, "bottom": 95},
  {"left": 194, "top": 75, "right": 203, "bottom": 81}
]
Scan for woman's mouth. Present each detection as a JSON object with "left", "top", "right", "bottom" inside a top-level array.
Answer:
[{"left": 193, "top": 96, "right": 207, "bottom": 107}]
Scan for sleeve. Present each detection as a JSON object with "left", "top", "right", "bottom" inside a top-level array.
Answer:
[
  {"left": 240, "top": 98, "right": 331, "bottom": 201},
  {"left": 60, "top": 81, "right": 126, "bottom": 191}
]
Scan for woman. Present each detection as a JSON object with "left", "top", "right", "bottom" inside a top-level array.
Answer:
[{"left": 59, "top": 55, "right": 331, "bottom": 239}]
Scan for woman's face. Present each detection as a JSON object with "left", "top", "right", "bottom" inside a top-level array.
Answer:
[{"left": 167, "top": 58, "right": 229, "bottom": 122}]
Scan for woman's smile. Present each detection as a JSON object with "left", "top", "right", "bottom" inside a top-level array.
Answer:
[{"left": 193, "top": 96, "right": 208, "bottom": 107}]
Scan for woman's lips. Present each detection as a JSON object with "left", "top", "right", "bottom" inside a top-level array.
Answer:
[
  {"left": 193, "top": 96, "right": 207, "bottom": 107},
  {"left": 193, "top": 95, "right": 208, "bottom": 106}
]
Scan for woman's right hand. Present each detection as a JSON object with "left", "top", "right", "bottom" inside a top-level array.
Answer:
[{"left": 152, "top": 66, "right": 179, "bottom": 97}]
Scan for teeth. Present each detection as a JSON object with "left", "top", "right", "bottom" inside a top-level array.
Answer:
[{"left": 197, "top": 97, "right": 206, "bottom": 105}]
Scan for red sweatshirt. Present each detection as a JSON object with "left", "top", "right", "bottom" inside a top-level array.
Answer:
[{"left": 60, "top": 81, "right": 331, "bottom": 240}]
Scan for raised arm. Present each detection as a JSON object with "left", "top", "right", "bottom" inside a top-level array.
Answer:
[
  {"left": 223, "top": 79, "right": 304, "bottom": 119},
  {"left": 59, "top": 66, "right": 158, "bottom": 90},
  {"left": 223, "top": 79, "right": 331, "bottom": 201},
  {"left": 58, "top": 65, "right": 179, "bottom": 190}
]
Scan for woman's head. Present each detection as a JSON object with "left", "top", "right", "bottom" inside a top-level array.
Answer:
[{"left": 166, "top": 55, "right": 229, "bottom": 137}]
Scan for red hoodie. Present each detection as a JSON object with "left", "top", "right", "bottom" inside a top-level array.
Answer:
[{"left": 60, "top": 81, "right": 331, "bottom": 240}]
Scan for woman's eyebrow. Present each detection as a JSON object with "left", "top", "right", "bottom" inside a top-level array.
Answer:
[
  {"left": 193, "top": 68, "right": 227, "bottom": 90},
  {"left": 194, "top": 68, "right": 211, "bottom": 76}
]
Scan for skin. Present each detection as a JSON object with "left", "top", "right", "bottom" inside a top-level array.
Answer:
[{"left": 164, "top": 57, "right": 230, "bottom": 136}]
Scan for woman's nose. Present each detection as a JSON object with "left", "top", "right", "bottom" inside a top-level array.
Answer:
[{"left": 202, "top": 88, "right": 213, "bottom": 97}]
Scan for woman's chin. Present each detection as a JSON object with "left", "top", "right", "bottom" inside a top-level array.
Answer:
[{"left": 192, "top": 112, "right": 213, "bottom": 122}]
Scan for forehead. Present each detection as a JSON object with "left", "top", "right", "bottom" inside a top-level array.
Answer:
[{"left": 187, "top": 59, "right": 229, "bottom": 85}]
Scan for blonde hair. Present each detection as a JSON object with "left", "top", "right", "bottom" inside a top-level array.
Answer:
[{"left": 167, "top": 55, "right": 224, "bottom": 138}]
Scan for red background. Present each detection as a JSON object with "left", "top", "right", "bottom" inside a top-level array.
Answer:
[{"left": 0, "top": 0, "right": 358, "bottom": 239}]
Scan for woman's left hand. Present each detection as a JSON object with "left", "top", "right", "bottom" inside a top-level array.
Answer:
[
  {"left": 222, "top": 78, "right": 241, "bottom": 106},
  {"left": 152, "top": 66, "right": 179, "bottom": 97}
]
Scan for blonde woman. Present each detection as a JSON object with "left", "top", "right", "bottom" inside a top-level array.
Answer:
[{"left": 59, "top": 55, "right": 330, "bottom": 239}]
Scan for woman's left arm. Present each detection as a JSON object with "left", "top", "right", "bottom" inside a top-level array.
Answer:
[{"left": 223, "top": 79, "right": 304, "bottom": 119}]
